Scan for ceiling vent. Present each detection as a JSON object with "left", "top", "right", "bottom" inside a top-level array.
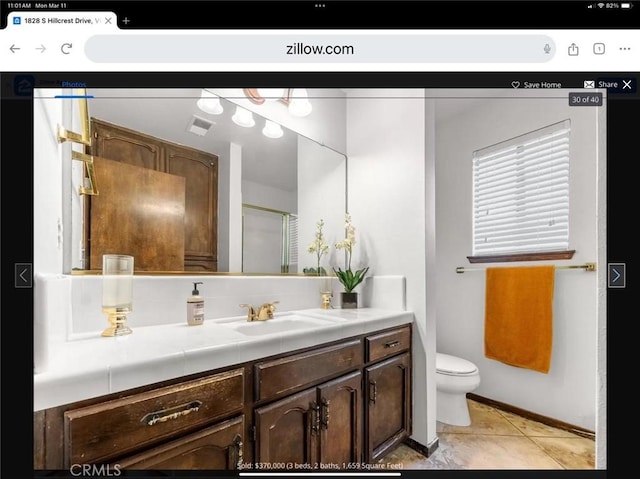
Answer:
[{"left": 186, "top": 115, "right": 214, "bottom": 136}]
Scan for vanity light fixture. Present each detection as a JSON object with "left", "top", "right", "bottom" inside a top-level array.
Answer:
[
  {"left": 232, "top": 105, "right": 256, "bottom": 128},
  {"left": 243, "top": 87, "right": 313, "bottom": 117},
  {"left": 197, "top": 89, "right": 224, "bottom": 115},
  {"left": 262, "top": 119, "right": 284, "bottom": 139},
  {"left": 256, "top": 88, "right": 287, "bottom": 102}
]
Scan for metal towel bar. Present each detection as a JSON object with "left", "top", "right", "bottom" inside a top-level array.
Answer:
[{"left": 456, "top": 262, "right": 596, "bottom": 274}]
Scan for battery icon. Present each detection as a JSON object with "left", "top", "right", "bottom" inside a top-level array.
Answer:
[{"left": 621, "top": 2, "right": 631, "bottom": 8}]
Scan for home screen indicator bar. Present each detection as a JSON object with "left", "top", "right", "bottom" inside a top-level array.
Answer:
[{"left": 239, "top": 473, "right": 402, "bottom": 477}]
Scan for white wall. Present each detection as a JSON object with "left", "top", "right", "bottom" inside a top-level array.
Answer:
[
  {"left": 34, "top": 89, "right": 83, "bottom": 275},
  {"left": 346, "top": 90, "right": 435, "bottom": 448},
  {"left": 33, "top": 89, "right": 62, "bottom": 274},
  {"left": 241, "top": 179, "right": 296, "bottom": 213},
  {"left": 433, "top": 89, "right": 602, "bottom": 432}
]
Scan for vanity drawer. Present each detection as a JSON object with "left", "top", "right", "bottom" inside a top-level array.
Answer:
[
  {"left": 64, "top": 367, "right": 244, "bottom": 465},
  {"left": 366, "top": 326, "right": 411, "bottom": 363},
  {"left": 255, "top": 339, "right": 363, "bottom": 401}
]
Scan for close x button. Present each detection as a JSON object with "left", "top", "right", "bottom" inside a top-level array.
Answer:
[
  {"left": 608, "top": 263, "right": 626, "bottom": 289},
  {"left": 596, "top": 77, "right": 636, "bottom": 93}
]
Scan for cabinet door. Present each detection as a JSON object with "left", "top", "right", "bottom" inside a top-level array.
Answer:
[
  {"left": 164, "top": 143, "right": 218, "bottom": 272},
  {"left": 254, "top": 388, "right": 319, "bottom": 466},
  {"left": 364, "top": 353, "right": 411, "bottom": 463},
  {"left": 88, "top": 157, "right": 186, "bottom": 271},
  {"left": 317, "top": 370, "right": 362, "bottom": 468},
  {"left": 117, "top": 415, "right": 244, "bottom": 470}
]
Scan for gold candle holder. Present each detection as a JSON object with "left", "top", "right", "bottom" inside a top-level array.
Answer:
[
  {"left": 101, "top": 254, "right": 134, "bottom": 337},
  {"left": 320, "top": 275, "right": 333, "bottom": 310},
  {"left": 321, "top": 292, "right": 333, "bottom": 310}
]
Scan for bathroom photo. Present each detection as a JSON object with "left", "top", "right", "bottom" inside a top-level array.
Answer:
[{"left": 32, "top": 87, "right": 604, "bottom": 471}]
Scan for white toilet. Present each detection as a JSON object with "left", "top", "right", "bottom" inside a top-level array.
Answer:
[{"left": 436, "top": 352, "right": 481, "bottom": 426}]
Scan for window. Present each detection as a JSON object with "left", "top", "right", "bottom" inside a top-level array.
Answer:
[{"left": 472, "top": 120, "right": 571, "bottom": 259}]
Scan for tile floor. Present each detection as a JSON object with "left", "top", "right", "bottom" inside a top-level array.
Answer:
[{"left": 381, "top": 399, "right": 596, "bottom": 470}]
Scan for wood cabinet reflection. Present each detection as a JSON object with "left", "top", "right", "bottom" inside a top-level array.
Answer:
[{"left": 90, "top": 118, "right": 218, "bottom": 271}]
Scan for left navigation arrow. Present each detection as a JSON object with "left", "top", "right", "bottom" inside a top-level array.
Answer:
[
  {"left": 9, "top": 44, "right": 20, "bottom": 53},
  {"left": 15, "top": 263, "right": 33, "bottom": 288}
]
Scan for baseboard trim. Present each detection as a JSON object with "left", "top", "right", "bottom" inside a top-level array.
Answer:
[
  {"left": 404, "top": 436, "right": 439, "bottom": 458},
  {"left": 467, "top": 393, "right": 595, "bottom": 440}
]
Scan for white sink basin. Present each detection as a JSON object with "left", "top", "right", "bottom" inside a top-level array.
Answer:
[{"left": 216, "top": 312, "right": 340, "bottom": 336}]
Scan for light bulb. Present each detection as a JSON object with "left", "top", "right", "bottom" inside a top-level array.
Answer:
[
  {"left": 197, "top": 90, "right": 223, "bottom": 115},
  {"left": 262, "top": 119, "right": 283, "bottom": 139},
  {"left": 232, "top": 106, "right": 255, "bottom": 127},
  {"left": 288, "top": 88, "right": 313, "bottom": 117}
]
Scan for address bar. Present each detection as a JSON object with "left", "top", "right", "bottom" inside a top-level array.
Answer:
[{"left": 84, "top": 33, "right": 555, "bottom": 63}]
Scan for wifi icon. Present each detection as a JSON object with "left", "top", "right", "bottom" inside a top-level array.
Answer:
[{"left": 598, "top": 2, "right": 605, "bottom": 7}]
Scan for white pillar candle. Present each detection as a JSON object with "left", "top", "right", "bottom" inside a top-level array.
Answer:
[{"left": 102, "top": 255, "right": 134, "bottom": 310}]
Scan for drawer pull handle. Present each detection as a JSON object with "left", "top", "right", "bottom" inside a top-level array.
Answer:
[
  {"left": 230, "top": 434, "right": 243, "bottom": 469},
  {"left": 384, "top": 340, "right": 400, "bottom": 348},
  {"left": 141, "top": 400, "right": 203, "bottom": 426},
  {"left": 369, "top": 380, "right": 377, "bottom": 404}
]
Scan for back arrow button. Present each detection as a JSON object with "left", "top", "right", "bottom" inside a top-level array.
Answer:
[{"left": 9, "top": 44, "right": 20, "bottom": 53}]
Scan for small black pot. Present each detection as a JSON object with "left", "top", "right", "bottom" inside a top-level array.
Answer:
[{"left": 341, "top": 292, "right": 358, "bottom": 309}]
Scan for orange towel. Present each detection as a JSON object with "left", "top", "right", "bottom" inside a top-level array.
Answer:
[{"left": 484, "top": 265, "right": 555, "bottom": 374}]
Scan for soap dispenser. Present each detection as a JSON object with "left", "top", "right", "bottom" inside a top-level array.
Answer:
[{"left": 187, "top": 282, "right": 205, "bottom": 326}]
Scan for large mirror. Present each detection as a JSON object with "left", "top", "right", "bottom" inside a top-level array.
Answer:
[{"left": 64, "top": 88, "right": 347, "bottom": 274}]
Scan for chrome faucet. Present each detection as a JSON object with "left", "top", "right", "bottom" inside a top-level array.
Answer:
[{"left": 240, "top": 301, "right": 279, "bottom": 322}]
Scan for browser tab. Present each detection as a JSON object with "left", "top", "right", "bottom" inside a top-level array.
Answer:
[{"left": 6, "top": 11, "right": 118, "bottom": 31}]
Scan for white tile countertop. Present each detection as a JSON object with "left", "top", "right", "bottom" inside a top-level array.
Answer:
[{"left": 34, "top": 308, "right": 413, "bottom": 412}]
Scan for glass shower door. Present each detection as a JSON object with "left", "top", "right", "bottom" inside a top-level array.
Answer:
[{"left": 242, "top": 204, "right": 298, "bottom": 273}]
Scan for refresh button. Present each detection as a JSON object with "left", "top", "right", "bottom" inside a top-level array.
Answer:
[{"left": 60, "top": 43, "right": 73, "bottom": 54}]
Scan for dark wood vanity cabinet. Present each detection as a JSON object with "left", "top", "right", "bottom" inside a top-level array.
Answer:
[
  {"left": 364, "top": 325, "right": 412, "bottom": 463},
  {"left": 365, "top": 353, "right": 412, "bottom": 463},
  {"left": 52, "top": 368, "right": 245, "bottom": 470},
  {"left": 90, "top": 118, "right": 219, "bottom": 272},
  {"left": 252, "top": 339, "right": 363, "bottom": 468},
  {"left": 35, "top": 324, "right": 411, "bottom": 471},
  {"left": 254, "top": 371, "right": 362, "bottom": 468}
]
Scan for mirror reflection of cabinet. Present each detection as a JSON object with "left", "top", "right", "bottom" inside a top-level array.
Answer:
[{"left": 90, "top": 118, "right": 218, "bottom": 272}]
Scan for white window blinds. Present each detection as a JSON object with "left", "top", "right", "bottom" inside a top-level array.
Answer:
[
  {"left": 472, "top": 120, "right": 571, "bottom": 256},
  {"left": 288, "top": 214, "right": 299, "bottom": 266}
]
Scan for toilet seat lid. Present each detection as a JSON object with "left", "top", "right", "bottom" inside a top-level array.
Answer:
[{"left": 436, "top": 353, "right": 478, "bottom": 375}]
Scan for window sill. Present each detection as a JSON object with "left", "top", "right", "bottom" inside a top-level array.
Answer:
[{"left": 467, "top": 250, "right": 576, "bottom": 264}]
